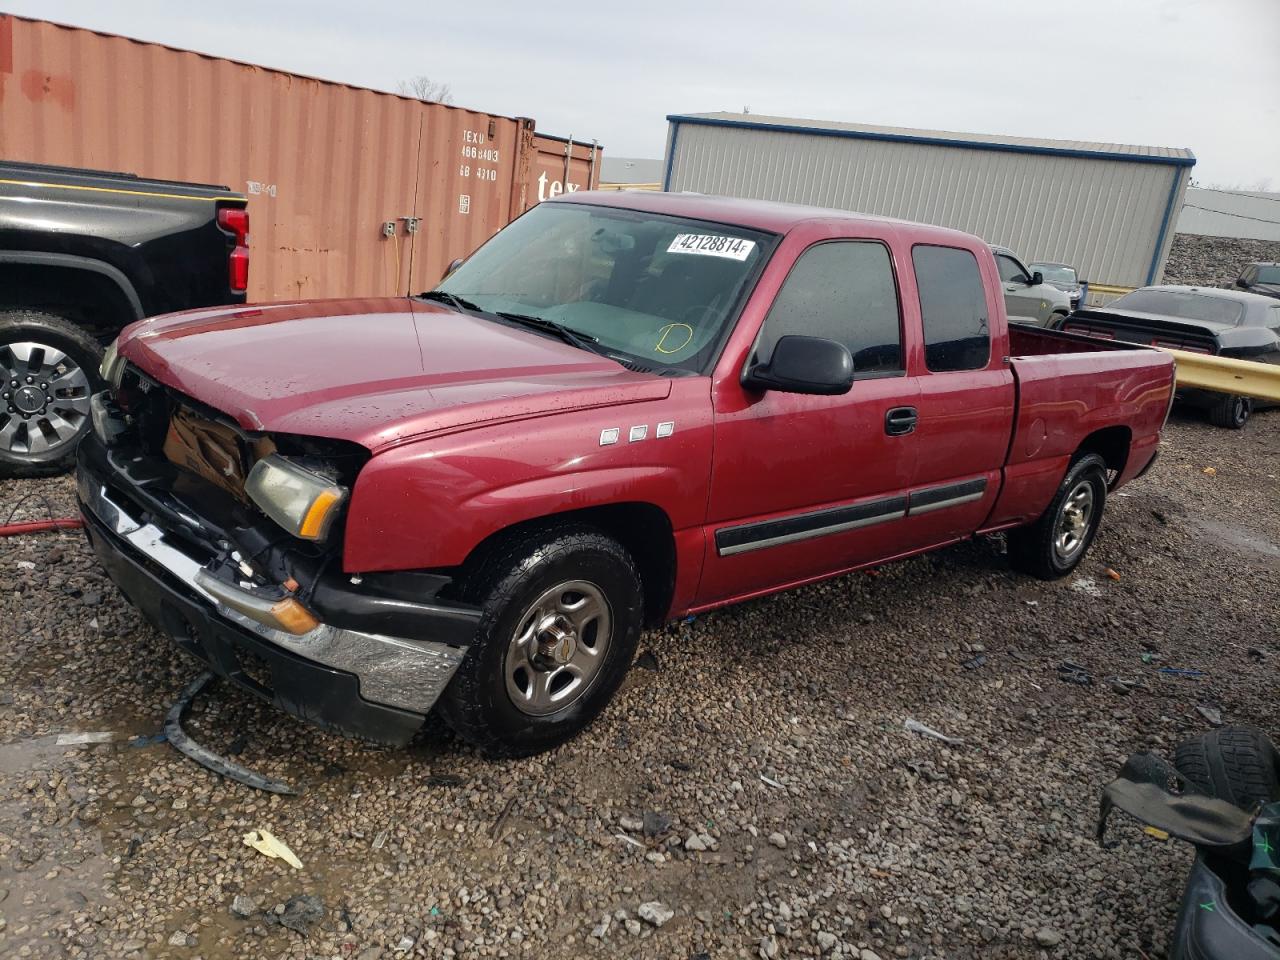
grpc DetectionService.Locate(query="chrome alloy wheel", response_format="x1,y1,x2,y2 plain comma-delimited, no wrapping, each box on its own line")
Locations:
1054,480,1095,563
0,341,92,457
504,580,613,717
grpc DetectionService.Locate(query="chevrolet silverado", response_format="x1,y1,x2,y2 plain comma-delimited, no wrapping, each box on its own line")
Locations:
77,192,1175,756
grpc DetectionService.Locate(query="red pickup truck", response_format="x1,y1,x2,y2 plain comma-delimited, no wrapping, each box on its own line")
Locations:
78,192,1175,756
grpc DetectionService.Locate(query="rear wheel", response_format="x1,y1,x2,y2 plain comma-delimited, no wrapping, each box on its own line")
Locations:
0,310,101,478
437,524,643,757
1207,393,1251,429
1007,453,1108,580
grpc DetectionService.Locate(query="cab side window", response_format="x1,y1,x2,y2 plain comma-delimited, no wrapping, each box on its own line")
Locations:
912,245,991,373
996,254,1029,284
754,241,903,378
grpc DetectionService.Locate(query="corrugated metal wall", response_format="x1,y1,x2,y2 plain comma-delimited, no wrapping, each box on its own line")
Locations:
665,118,1191,289
0,15,601,301
1176,188,1280,242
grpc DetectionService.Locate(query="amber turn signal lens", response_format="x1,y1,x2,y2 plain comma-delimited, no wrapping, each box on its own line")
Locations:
298,489,341,539
270,597,321,635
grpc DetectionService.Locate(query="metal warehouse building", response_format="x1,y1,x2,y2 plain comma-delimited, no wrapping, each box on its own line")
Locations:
663,113,1196,295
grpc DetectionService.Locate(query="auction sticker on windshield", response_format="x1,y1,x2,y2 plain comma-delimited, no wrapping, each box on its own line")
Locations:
667,234,756,261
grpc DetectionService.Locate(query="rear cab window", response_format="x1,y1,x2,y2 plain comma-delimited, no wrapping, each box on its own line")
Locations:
912,245,992,372
753,240,904,379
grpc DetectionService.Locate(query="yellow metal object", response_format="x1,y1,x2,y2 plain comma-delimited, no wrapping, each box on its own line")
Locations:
1143,826,1170,842
1163,348,1280,403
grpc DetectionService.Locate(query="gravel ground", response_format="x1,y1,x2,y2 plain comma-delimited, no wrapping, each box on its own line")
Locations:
1164,233,1280,288
0,410,1277,960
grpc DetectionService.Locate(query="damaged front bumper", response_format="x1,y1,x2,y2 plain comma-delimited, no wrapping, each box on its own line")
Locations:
77,436,478,745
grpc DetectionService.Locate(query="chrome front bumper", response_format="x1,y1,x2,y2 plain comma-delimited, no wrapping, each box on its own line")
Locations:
79,478,467,715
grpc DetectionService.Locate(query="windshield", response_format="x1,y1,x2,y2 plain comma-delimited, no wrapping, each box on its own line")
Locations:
1032,264,1077,285
434,203,773,372
1111,290,1245,325
1257,266,1280,284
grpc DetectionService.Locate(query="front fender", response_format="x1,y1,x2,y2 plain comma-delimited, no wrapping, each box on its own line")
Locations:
341,380,714,574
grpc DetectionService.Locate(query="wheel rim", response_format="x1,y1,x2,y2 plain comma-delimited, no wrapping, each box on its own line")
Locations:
504,580,613,717
0,341,92,458
1233,398,1249,426
1054,480,1095,563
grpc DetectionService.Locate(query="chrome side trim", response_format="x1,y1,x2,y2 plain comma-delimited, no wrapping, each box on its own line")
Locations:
907,490,986,516
79,481,465,714
718,509,904,556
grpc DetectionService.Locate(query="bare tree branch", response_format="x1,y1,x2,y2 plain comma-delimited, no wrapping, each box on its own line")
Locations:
396,75,454,105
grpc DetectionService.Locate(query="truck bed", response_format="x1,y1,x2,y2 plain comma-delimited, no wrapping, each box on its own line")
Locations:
985,325,1175,529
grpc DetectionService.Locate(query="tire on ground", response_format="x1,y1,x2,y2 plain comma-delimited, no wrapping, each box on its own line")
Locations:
1007,452,1108,580
1207,393,1251,430
0,310,103,478
1173,725,1280,812
436,522,644,758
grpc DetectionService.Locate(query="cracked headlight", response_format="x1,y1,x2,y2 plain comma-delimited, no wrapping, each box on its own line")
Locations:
246,454,348,541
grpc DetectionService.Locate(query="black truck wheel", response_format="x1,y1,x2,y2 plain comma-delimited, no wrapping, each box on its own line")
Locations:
1174,725,1280,812
1007,452,1108,580
437,523,644,757
0,310,102,478
1207,393,1251,429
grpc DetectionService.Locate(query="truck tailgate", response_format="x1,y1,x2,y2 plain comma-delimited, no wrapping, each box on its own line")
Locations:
987,335,1175,528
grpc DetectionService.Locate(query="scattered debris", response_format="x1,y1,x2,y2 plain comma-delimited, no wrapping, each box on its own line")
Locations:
230,895,257,918
394,934,415,951
634,650,660,671
489,796,517,839
759,774,786,789
1249,647,1266,660
1159,667,1206,679
55,731,114,746
242,829,303,870
903,719,964,746
167,930,193,947
1058,661,1093,686
1196,705,1224,727
1105,568,1122,581
1202,466,1217,476
278,894,325,934
372,830,388,850
1143,826,1171,842
166,673,298,794
619,814,644,833
961,653,987,670
1141,652,1161,665
128,732,167,748
613,833,644,849
1110,679,1135,695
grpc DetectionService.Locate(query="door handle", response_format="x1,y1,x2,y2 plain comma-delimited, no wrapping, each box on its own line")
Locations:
885,406,918,436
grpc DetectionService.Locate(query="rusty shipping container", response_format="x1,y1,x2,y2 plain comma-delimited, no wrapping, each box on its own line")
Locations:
0,14,601,302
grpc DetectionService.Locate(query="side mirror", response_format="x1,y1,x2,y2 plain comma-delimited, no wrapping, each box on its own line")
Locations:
743,335,853,396
1237,277,1251,289
443,257,465,280
1030,271,1044,286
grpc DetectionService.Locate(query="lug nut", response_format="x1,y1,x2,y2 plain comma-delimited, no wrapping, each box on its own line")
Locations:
39,383,47,389
25,376,33,383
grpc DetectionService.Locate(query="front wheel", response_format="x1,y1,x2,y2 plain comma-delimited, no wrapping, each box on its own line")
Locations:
1207,393,1251,429
437,524,643,757
1007,453,1108,580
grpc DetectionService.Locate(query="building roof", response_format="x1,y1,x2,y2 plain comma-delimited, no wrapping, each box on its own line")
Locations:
668,112,1196,166
601,156,663,184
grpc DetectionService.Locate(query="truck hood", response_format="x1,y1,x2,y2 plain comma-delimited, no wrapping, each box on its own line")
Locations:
118,298,672,450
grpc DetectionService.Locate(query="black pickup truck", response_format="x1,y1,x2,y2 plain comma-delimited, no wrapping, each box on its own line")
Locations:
0,160,249,476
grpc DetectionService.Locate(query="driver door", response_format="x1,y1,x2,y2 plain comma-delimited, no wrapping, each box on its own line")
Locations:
697,238,920,605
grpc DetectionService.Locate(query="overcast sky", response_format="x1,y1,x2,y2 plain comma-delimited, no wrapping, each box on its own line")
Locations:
7,0,1278,186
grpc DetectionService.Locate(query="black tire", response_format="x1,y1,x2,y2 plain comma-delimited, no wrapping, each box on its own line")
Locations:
0,310,103,478
1207,393,1251,429
1007,452,1108,580
1174,725,1280,812
1049,310,1070,329
436,523,643,757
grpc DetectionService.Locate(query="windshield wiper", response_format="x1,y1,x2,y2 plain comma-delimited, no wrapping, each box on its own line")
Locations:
493,311,603,354
417,290,483,313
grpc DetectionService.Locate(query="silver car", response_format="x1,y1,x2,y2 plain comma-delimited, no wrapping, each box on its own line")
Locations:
990,245,1073,327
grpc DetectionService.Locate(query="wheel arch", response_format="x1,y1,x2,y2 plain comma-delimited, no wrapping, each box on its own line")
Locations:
1075,425,1131,485
457,502,677,628
0,253,144,342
